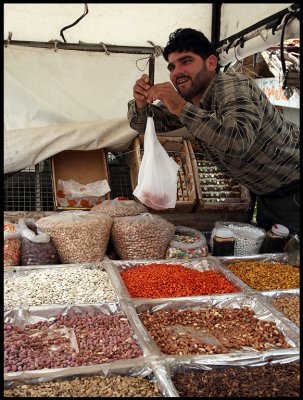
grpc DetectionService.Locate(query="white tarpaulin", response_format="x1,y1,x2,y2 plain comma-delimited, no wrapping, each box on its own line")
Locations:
4,45,170,173
4,118,138,174
4,45,171,131
4,4,212,46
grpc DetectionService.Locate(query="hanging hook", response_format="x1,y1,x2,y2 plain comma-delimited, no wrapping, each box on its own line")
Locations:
146,52,155,118
60,3,89,43
146,104,154,118
148,54,155,86
53,39,60,52
5,32,12,47
100,42,110,55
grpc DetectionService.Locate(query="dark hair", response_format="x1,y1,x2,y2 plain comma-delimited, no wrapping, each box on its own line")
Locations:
163,28,220,72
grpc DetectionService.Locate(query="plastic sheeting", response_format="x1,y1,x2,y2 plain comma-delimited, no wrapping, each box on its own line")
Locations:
4,45,171,173
4,118,138,174
4,45,170,130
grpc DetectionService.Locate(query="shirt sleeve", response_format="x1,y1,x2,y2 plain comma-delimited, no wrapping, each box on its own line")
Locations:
127,99,184,133
179,81,263,158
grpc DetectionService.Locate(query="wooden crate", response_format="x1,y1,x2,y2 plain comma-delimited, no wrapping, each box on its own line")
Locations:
187,140,251,211
51,149,111,210
128,135,197,212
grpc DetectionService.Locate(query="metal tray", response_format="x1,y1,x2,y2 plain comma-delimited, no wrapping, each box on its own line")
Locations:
258,289,300,333
105,257,252,300
4,303,151,381
4,358,175,397
129,293,300,363
4,262,120,309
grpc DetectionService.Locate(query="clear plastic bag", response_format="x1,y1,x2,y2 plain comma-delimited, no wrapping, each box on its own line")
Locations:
111,213,175,259
166,225,208,259
18,218,60,266
36,211,113,263
133,117,179,210
4,221,21,268
18,218,50,243
210,221,266,255
56,178,111,208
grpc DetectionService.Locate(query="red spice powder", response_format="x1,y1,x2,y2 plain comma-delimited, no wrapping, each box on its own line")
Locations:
120,263,239,298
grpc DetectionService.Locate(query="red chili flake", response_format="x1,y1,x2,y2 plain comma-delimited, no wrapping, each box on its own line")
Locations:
120,263,239,298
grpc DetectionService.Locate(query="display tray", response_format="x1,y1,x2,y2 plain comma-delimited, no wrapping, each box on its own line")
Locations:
216,253,300,291
105,257,252,300
4,358,174,397
187,140,251,211
259,289,300,334
217,253,299,264
4,262,120,309
4,303,149,380
129,293,300,362
165,357,300,397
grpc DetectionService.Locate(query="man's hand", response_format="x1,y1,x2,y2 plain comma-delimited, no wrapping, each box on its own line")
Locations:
146,82,186,117
133,74,151,109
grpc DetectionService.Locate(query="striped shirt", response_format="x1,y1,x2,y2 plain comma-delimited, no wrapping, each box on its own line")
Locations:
128,71,299,195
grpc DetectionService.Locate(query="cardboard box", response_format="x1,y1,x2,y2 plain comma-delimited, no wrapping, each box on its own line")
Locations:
51,149,111,210
128,135,196,212
187,140,251,211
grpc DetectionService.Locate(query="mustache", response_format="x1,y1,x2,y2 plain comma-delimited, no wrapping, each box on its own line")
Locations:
176,74,191,81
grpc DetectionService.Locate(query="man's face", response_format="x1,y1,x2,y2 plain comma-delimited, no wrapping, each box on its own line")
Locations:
167,51,214,101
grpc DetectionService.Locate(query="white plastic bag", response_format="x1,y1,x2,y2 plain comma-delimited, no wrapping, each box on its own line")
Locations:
18,218,50,243
133,117,179,210
58,179,110,198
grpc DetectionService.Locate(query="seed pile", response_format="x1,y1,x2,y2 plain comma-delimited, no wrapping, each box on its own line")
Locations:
111,215,175,260
172,363,300,397
4,375,161,397
4,313,142,372
139,307,290,356
226,261,300,290
121,264,239,298
270,295,300,327
36,212,113,263
4,266,117,308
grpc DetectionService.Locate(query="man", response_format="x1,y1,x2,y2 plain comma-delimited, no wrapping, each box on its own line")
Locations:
128,28,300,236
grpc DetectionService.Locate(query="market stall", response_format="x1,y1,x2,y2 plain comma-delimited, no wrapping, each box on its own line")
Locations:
4,3,300,397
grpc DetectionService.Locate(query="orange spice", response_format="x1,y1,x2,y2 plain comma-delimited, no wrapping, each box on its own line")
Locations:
120,263,239,298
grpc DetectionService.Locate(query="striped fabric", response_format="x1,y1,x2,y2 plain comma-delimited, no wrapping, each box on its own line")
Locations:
127,71,299,195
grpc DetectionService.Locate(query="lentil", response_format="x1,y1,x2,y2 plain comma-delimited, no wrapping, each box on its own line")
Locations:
226,261,300,290
120,264,239,298
4,375,161,397
139,307,290,356
172,363,300,397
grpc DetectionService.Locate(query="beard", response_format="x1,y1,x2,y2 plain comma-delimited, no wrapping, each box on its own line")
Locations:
175,64,210,101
